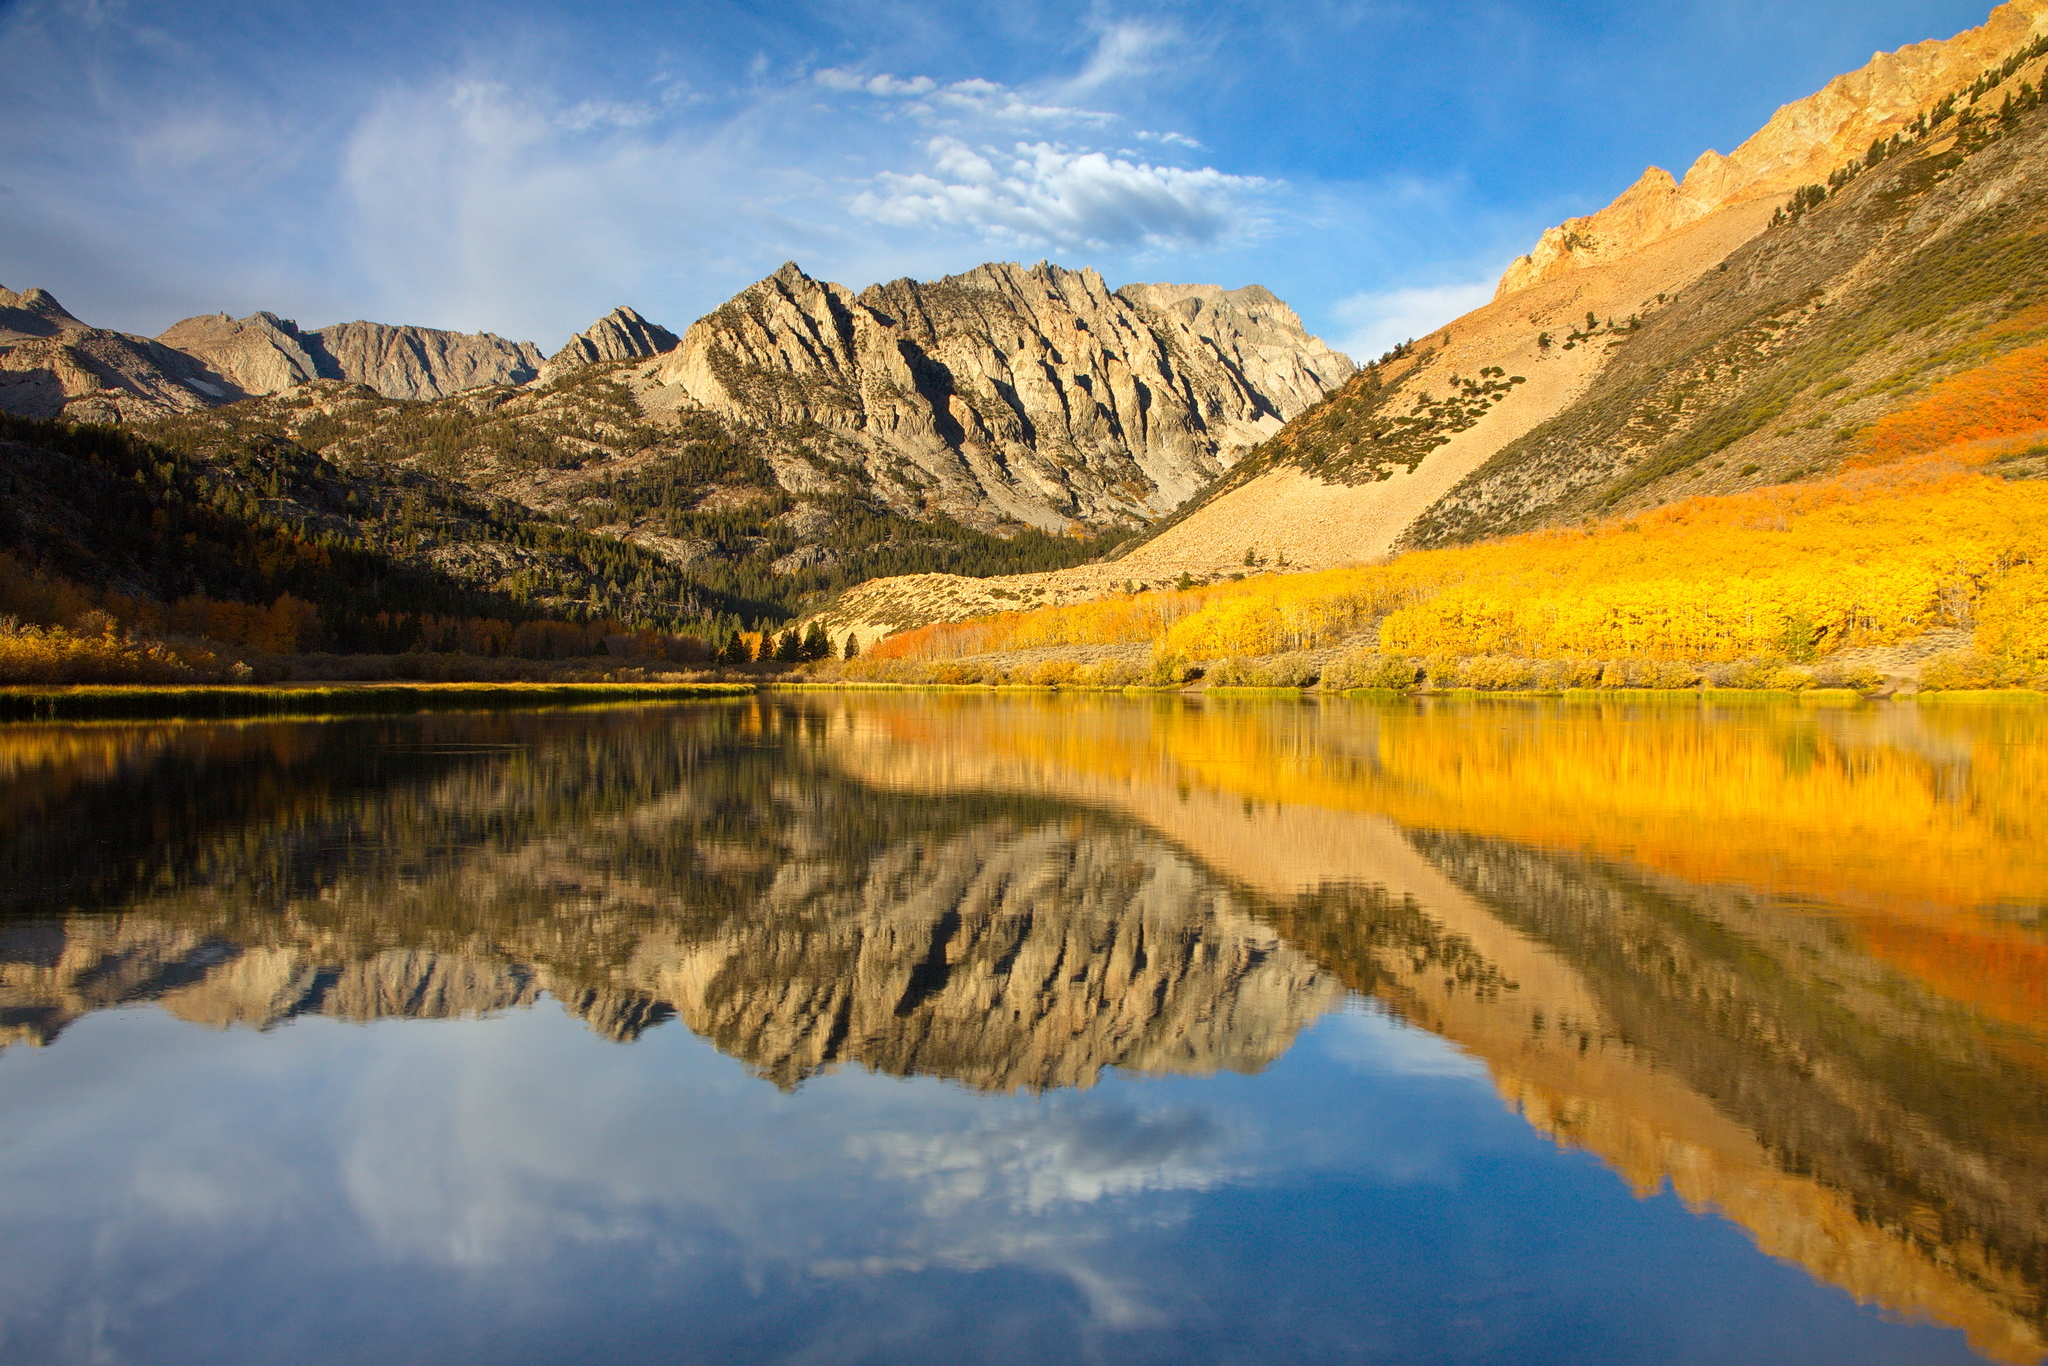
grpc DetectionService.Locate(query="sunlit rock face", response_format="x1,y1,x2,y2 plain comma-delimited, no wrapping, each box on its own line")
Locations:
539,306,680,381
643,260,1353,531
1495,0,2048,295
156,312,545,401
0,286,231,422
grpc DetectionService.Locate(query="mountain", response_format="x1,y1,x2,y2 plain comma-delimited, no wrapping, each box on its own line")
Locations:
638,260,1352,532
157,311,545,400
0,286,229,422
812,0,2048,643
0,264,1349,663
539,305,679,381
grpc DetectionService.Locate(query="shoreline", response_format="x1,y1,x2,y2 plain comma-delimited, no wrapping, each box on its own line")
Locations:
0,680,754,722
3,678,2039,722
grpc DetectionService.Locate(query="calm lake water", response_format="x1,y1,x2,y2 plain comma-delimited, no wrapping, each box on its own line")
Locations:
1,693,2044,1365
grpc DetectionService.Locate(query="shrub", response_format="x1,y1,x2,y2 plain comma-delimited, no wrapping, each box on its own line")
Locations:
1324,650,1421,690
1462,656,1538,690
1710,658,1786,688
1812,663,1885,691
1544,658,1606,689
1918,650,2003,690
1765,666,1818,690
1246,652,1321,688
1150,652,1195,686
1075,657,1144,687
1027,659,1080,687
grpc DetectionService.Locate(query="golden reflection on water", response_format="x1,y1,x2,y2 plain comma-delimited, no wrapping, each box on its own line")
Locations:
824,692,2048,1365
0,696,2045,1362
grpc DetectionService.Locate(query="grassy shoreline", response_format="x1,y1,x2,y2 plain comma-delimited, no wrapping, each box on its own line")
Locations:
0,680,755,722
5,678,2035,722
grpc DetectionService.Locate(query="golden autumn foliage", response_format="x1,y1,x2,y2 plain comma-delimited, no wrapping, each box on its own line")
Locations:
0,615,215,685
862,332,2048,682
863,465,2047,674
1850,340,2048,468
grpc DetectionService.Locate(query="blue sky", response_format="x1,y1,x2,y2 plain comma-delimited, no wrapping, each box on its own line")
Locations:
0,0,1997,358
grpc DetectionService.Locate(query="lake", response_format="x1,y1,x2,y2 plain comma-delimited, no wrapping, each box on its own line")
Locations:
0,693,2043,1365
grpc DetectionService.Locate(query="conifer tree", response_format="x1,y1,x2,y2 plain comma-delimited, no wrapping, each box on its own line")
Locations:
800,621,830,660
843,632,861,660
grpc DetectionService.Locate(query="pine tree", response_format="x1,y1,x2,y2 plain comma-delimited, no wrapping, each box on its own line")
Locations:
800,621,830,660
773,628,802,662
843,632,861,660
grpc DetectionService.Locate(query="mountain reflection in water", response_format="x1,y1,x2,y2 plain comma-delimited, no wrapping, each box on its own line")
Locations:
0,695,2043,1364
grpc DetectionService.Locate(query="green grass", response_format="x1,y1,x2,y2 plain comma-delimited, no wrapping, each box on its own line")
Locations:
1910,687,2048,703
0,680,755,722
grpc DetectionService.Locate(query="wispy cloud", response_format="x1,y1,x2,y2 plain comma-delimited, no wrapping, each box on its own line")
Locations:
1330,279,1496,360
852,137,1268,252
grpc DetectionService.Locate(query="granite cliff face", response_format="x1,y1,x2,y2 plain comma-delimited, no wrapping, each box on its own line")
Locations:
0,286,229,422
541,305,679,380
640,260,1352,531
1496,0,2048,296
159,311,544,401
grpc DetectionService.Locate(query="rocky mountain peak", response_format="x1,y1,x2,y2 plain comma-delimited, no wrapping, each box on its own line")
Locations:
642,258,1352,531
0,286,87,339
1497,0,2048,296
540,305,681,379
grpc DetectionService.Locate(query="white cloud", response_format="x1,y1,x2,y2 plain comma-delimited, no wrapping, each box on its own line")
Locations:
852,137,1268,252
813,68,937,97
813,66,1112,127
1067,20,1179,92
1331,279,1496,361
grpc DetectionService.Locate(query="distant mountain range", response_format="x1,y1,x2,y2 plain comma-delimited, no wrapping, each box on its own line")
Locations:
0,261,1352,535
0,260,1352,650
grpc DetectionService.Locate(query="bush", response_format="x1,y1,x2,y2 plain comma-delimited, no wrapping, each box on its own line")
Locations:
1462,656,1538,690
1324,650,1421,690
1918,650,2004,690
1638,659,1703,689
1026,659,1080,687
1074,657,1145,687
1764,666,1818,691
0,617,211,684
1709,658,1787,689
1544,658,1606,689
1812,663,1885,691
1246,652,1321,688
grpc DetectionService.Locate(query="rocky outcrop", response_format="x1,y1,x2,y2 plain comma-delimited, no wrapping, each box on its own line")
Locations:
158,311,543,401
297,319,543,400
1496,0,2048,296
541,305,679,380
0,285,233,422
639,260,1352,531
155,311,327,396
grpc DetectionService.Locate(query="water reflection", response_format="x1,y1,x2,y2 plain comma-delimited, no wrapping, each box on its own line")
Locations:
0,696,2043,1363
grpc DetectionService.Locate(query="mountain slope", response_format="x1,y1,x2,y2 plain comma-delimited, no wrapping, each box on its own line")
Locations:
638,260,1352,533
158,311,545,401
811,2,2048,642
